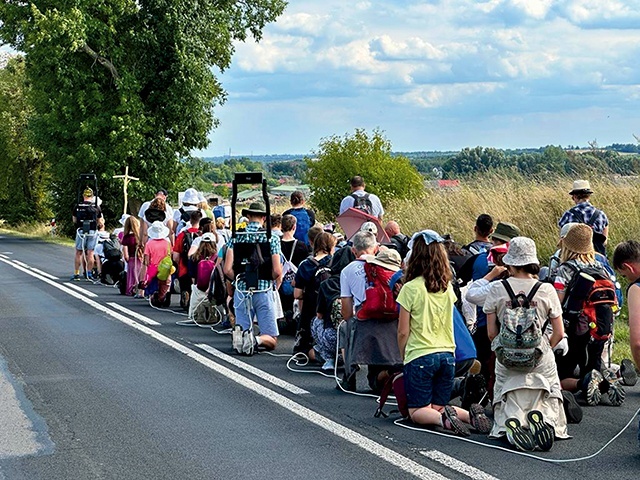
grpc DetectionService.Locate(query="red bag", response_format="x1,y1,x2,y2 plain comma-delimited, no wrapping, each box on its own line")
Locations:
196,256,217,292
356,262,398,321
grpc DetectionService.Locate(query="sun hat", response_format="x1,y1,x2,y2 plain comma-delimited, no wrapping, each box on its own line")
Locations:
241,202,267,217
360,221,378,235
407,229,445,251
560,222,580,239
201,232,216,243
148,220,170,240
197,192,206,203
363,248,402,272
562,223,594,255
182,188,200,206
491,222,521,243
569,180,593,195
502,237,539,266
118,214,130,226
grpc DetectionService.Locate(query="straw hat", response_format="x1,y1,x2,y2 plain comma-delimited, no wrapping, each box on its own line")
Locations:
562,223,594,255
148,220,170,240
363,248,402,272
502,237,539,266
569,180,593,195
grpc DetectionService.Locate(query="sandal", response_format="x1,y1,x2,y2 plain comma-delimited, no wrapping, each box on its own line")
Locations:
441,405,470,437
469,403,492,434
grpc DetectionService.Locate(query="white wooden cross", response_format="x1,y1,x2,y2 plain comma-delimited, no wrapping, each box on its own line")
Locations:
112,166,139,215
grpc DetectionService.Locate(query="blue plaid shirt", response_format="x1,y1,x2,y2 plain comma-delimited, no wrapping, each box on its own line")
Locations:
558,201,608,234
229,221,281,291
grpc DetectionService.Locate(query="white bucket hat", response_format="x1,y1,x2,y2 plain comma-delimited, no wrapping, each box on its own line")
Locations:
118,214,130,226
502,236,539,266
182,188,200,205
148,220,170,240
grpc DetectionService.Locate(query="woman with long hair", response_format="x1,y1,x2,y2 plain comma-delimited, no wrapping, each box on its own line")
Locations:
397,230,491,436
121,216,142,296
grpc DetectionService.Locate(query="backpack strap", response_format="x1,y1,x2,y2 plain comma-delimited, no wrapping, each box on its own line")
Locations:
501,279,518,304
526,281,543,303
285,239,297,263
568,206,586,224
585,208,601,228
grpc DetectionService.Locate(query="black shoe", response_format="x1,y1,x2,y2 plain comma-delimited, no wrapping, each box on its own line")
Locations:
505,417,536,451
293,329,310,354
337,371,356,392
620,359,638,386
562,390,582,424
527,410,554,452
461,374,487,410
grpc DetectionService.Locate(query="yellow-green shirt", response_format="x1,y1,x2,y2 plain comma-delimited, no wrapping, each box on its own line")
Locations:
396,278,456,364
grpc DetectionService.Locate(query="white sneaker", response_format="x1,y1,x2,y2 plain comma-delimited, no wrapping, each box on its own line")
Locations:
232,325,244,354
241,328,256,356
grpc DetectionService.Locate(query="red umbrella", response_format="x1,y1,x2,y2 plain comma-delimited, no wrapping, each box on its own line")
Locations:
336,208,390,244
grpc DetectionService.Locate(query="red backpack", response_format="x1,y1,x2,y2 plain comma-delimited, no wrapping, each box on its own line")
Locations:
356,262,398,321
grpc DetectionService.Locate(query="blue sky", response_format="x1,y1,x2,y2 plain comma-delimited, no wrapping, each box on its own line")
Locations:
198,0,640,156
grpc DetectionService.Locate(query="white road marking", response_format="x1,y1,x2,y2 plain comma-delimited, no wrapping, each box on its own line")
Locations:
421,450,500,480
10,260,59,280
107,302,161,326
63,282,99,298
195,343,309,395
0,253,12,258
28,268,58,280
0,257,450,480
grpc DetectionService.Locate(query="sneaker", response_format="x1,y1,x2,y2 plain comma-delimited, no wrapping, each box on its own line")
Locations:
70,274,81,281
232,325,243,353
461,373,487,410
561,390,583,424
322,359,336,372
505,417,536,451
469,403,492,434
619,359,638,386
441,405,470,437
583,369,604,406
241,329,256,356
602,368,626,406
527,410,554,452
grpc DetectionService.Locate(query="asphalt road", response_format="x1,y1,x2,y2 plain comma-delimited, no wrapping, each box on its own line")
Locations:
0,233,639,480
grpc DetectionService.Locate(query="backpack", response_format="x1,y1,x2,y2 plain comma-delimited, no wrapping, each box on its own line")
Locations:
390,234,410,259
75,202,98,229
208,262,227,306
181,231,198,265
196,256,217,292
289,208,312,243
329,296,344,329
102,236,122,261
213,205,225,220
309,257,332,295
144,207,166,224
356,262,398,321
374,371,409,419
562,263,616,341
176,207,192,233
351,193,373,215
568,206,607,255
280,239,298,296
495,280,546,370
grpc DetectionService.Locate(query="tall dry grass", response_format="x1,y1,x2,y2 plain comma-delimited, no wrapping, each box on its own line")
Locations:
386,172,640,363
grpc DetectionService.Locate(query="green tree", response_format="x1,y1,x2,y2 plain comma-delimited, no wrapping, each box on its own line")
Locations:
0,0,286,233
0,55,48,223
305,129,424,218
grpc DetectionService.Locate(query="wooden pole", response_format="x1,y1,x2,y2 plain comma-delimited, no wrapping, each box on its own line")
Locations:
112,166,139,215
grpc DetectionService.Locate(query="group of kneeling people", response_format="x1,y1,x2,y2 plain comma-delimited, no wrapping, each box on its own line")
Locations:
271,218,637,453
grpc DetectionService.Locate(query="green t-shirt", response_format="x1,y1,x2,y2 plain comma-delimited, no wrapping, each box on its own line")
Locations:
396,278,456,365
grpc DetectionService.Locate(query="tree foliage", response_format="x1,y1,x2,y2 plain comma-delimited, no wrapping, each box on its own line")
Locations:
0,0,286,233
0,56,48,223
305,129,424,218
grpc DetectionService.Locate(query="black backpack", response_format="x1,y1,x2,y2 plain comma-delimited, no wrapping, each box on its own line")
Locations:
351,193,373,215
390,234,410,259
102,237,122,261
309,257,332,296
181,231,198,264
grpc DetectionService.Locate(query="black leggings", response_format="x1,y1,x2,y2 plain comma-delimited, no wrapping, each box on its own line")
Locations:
556,333,605,382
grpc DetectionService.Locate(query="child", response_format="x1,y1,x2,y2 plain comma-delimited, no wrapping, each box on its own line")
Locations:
484,236,568,451
121,216,142,296
187,232,219,324
396,229,491,436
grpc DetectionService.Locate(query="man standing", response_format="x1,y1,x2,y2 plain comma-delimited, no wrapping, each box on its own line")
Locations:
339,176,384,219
463,214,494,255
223,202,282,352
283,190,316,245
558,180,609,255
71,187,103,280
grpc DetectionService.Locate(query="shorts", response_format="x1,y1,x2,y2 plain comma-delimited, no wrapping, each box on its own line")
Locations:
75,230,98,251
234,289,279,338
404,352,455,408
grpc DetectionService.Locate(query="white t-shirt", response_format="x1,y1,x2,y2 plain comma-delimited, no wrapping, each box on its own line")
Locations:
339,190,384,217
340,258,367,311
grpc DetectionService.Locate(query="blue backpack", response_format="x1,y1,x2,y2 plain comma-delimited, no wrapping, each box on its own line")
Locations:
290,208,311,244
213,205,225,220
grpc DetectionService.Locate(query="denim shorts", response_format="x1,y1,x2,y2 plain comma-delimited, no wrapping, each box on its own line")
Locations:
75,230,98,251
404,352,455,408
234,289,279,338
